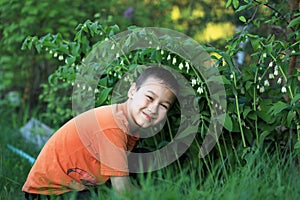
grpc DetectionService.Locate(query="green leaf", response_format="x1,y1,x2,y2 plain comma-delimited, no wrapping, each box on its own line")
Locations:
294,141,300,149
225,0,232,8
96,87,112,105
287,111,295,127
224,114,233,131
236,4,251,12
48,74,57,85
248,112,257,120
21,36,30,50
233,0,240,9
57,45,69,54
222,77,232,85
245,81,253,90
239,16,247,23
35,43,42,53
259,130,271,143
74,30,82,42
65,56,76,65
268,101,290,116
250,38,261,51
243,106,252,119
291,93,300,105
288,16,300,27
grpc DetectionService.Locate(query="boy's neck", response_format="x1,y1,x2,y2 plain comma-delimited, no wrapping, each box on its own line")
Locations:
124,100,140,134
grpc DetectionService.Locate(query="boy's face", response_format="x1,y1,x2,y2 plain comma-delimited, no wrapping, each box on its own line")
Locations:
127,77,176,130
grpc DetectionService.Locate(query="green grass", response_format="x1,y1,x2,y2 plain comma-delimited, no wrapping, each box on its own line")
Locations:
1,114,300,200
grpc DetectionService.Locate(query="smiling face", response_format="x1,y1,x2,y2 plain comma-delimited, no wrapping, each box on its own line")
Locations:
126,77,176,131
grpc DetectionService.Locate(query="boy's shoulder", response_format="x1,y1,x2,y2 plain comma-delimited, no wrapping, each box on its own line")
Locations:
93,103,129,133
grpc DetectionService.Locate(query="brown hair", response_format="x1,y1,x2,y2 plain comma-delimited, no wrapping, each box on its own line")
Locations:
135,66,179,96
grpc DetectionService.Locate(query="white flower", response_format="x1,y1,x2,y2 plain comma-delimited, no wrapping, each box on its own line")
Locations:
167,54,171,60
257,105,261,111
277,77,282,84
185,62,190,72
197,87,204,94
219,105,222,110
148,41,152,45
258,77,262,81
191,79,197,86
49,50,53,54
88,86,92,91
94,88,99,93
54,52,58,57
274,70,279,76
161,49,164,55
264,80,270,87
257,85,260,89
178,63,184,70
105,38,109,41
268,62,273,68
185,62,189,69
82,85,86,90
111,44,115,50
58,55,64,61
156,46,160,50
259,86,265,93
172,57,177,65
281,86,287,93
45,47,49,51
116,53,120,58
263,53,267,58
230,74,234,79
269,73,274,79
120,59,124,65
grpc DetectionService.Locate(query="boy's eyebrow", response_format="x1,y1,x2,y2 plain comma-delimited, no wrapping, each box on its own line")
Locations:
147,90,172,105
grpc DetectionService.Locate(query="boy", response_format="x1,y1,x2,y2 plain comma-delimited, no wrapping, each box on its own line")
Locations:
22,66,179,199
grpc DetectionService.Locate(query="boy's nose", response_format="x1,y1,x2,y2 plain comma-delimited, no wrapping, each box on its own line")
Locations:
148,103,158,114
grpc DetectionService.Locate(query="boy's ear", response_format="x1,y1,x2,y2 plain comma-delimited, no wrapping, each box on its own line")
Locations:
128,82,137,98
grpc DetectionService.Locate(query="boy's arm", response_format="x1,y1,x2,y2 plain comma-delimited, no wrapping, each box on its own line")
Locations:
110,176,135,193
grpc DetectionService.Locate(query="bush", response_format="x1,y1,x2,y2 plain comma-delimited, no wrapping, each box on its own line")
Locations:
21,1,300,165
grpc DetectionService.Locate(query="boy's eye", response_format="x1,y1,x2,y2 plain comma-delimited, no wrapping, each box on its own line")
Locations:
160,104,169,110
146,95,153,101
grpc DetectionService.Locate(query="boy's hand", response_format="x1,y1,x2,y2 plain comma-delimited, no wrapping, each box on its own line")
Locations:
110,176,136,193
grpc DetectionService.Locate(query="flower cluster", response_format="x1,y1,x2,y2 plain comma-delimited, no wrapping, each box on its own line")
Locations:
256,61,287,94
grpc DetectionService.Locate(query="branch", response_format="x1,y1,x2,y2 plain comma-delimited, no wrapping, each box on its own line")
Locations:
252,0,291,27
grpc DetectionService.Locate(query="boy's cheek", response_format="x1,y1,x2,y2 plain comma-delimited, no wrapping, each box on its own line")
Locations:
157,114,168,123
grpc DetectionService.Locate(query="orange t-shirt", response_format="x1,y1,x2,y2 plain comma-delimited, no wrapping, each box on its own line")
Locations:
22,103,138,195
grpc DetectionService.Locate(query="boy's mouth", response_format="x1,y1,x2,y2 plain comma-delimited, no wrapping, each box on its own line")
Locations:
142,111,152,121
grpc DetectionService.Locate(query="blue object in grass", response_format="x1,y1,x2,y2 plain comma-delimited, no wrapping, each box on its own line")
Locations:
7,144,36,165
